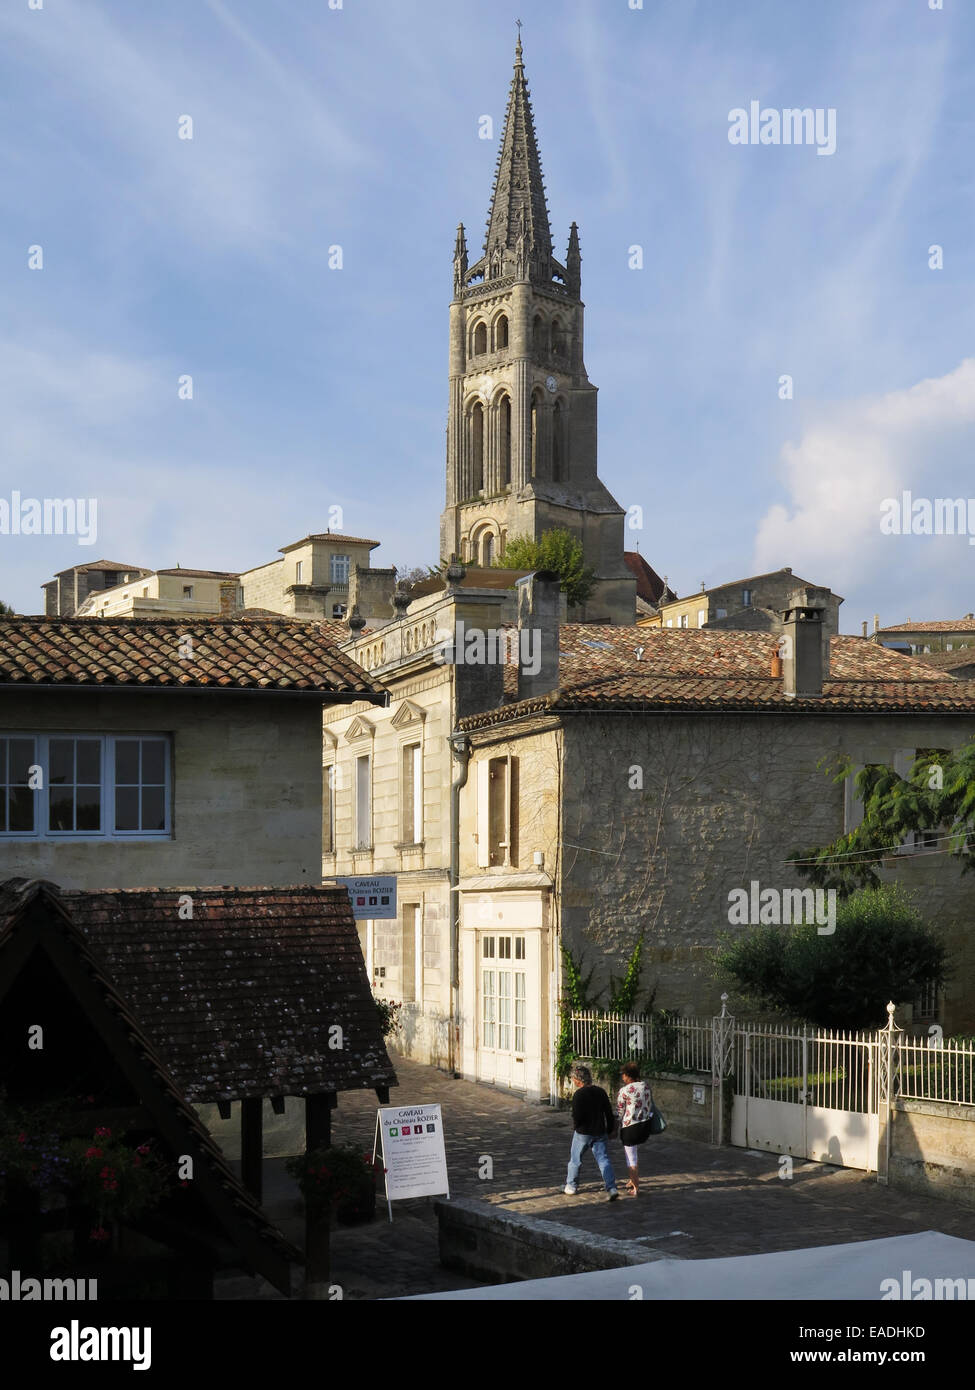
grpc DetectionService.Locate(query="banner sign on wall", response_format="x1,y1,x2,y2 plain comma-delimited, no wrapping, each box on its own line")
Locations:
373,1103,449,1220
336,875,397,920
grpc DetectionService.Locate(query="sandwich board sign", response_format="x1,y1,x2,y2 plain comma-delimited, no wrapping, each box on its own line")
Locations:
336,875,397,920
373,1103,449,1221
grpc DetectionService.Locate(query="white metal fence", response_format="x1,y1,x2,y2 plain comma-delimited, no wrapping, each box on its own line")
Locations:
734,1023,878,1114
896,1035,975,1106
571,1009,975,1108
570,1011,713,1072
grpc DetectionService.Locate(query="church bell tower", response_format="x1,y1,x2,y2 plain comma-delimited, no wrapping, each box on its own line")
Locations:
440,37,635,624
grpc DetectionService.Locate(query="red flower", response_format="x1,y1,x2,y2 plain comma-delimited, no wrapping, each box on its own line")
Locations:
89,1226,110,1243
85,1147,102,1159
94,1127,111,1139
16,1133,26,1145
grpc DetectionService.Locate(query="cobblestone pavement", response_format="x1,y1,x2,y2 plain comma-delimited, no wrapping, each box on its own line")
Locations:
248,1053,975,1300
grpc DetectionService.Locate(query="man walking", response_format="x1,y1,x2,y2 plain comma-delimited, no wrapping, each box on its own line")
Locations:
564,1064,619,1200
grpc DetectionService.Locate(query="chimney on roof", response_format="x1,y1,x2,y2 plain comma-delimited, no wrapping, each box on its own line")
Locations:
218,579,237,617
873,614,880,635
862,620,867,638
516,571,562,702
779,588,830,699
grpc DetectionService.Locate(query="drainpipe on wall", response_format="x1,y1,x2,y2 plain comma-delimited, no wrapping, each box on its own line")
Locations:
448,730,472,1077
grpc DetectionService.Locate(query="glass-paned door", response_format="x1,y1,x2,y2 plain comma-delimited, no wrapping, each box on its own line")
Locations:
479,933,527,1090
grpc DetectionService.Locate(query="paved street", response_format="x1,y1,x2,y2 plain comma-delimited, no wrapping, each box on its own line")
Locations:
241,1053,975,1300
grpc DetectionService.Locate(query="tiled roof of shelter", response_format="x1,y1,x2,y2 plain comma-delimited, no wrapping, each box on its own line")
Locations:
462,626,975,728
0,616,387,701
0,879,300,1287
0,881,397,1104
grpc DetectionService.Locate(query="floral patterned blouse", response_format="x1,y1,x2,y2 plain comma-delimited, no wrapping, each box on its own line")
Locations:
616,1081,654,1129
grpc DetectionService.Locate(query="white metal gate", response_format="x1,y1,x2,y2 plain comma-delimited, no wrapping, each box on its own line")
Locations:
731,1024,880,1170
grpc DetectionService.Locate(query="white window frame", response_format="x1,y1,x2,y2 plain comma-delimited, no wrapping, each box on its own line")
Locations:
698,609,707,627
330,554,351,585
295,561,304,584
355,752,372,850
0,732,172,841
401,741,423,845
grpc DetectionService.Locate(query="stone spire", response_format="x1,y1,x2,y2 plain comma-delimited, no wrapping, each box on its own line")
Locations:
453,222,468,295
566,221,581,297
483,37,553,280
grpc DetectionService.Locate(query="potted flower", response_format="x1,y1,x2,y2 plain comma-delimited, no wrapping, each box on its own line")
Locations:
286,1145,384,1226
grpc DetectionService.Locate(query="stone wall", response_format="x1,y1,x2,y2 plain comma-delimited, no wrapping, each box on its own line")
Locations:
889,1099,975,1209
435,1196,670,1282
560,711,975,1033
0,690,325,888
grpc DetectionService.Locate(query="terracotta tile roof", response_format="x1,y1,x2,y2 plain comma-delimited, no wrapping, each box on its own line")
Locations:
0,879,299,1286
461,626,975,728
155,568,239,579
0,616,388,701
36,883,397,1103
54,559,147,576
916,648,975,672
280,534,380,551
623,552,670,604
878,618,975,633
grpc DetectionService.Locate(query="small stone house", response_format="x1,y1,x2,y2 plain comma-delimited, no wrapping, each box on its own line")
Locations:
0,616,386,889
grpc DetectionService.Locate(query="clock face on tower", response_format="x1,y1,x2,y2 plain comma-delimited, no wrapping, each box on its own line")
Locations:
545,375,558,394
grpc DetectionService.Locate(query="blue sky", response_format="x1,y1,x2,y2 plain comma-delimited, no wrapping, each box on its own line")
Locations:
1,0,973,631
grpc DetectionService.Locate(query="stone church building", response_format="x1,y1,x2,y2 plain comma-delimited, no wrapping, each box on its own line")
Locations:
440,37,635,625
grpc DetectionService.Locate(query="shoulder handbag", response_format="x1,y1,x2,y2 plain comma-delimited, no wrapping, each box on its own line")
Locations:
648,1099,667,1135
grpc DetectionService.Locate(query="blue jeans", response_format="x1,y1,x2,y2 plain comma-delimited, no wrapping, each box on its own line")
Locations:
566,1131,616,1191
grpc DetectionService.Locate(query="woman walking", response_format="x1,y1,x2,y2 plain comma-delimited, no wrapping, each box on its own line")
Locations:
615,1061,655,1196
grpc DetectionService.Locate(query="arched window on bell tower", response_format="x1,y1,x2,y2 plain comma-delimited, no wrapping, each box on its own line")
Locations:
499,394,512,487
471,402,485,494
473,322,488,356
551,319,565,357
483,533,494,567
495,314,509,351
533,314,545,353
552,399,564,482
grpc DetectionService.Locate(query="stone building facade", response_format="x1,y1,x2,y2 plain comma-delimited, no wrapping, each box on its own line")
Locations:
239,532,379,620
42,560,150,616
76,568,238,618
454,600,975,1100
643,567,842,636
440,40,635,625
0,617,385,891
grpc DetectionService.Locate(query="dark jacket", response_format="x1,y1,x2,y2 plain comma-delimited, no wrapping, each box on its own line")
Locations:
572,1083,616,1137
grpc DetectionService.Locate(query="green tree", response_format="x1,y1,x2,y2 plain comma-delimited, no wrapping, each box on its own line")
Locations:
715,884,949,1029
492,528,596,609
0,600,15,615
789,744,975,893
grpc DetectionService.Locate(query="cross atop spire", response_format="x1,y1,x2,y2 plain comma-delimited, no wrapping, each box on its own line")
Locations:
482,35,552,276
